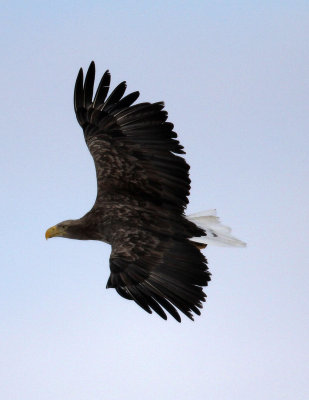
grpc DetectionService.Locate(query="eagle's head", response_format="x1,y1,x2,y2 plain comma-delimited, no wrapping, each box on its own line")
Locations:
45,220,77,240
45,217,98,241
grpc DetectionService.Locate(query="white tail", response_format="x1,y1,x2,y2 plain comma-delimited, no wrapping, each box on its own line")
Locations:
187,209,246,247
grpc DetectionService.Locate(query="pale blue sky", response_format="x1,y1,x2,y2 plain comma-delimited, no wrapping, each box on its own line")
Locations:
1,1,308,399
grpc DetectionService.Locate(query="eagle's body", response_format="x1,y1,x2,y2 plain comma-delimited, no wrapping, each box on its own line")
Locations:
46,62,245,322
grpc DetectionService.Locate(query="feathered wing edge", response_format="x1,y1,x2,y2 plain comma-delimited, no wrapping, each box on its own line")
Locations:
73,61,191,213
188,209,247,247
107,238,211,322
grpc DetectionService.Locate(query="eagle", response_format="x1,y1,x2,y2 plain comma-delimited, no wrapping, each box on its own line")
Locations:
45,62,245,322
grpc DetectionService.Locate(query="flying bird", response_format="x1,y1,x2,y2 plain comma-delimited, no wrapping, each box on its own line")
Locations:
45,62,246,322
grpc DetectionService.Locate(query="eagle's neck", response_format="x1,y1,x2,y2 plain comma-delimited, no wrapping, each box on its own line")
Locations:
62,216,100,241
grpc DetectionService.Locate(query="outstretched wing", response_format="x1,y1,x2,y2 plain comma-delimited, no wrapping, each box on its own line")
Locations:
107,227,210,322
74,61,190,212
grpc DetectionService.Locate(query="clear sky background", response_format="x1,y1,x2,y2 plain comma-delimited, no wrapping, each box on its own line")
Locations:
1,1,308,399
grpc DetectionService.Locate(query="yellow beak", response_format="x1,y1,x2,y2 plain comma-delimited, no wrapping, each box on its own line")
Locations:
45,225,59,240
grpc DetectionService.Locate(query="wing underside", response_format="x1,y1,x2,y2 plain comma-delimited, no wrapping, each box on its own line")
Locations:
74,62,191,212
107,228,210,322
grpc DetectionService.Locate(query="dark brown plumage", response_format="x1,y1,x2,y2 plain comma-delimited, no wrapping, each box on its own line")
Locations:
46,62,211,322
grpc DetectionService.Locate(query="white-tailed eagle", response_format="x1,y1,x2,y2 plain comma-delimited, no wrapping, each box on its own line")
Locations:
46,62,245,322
